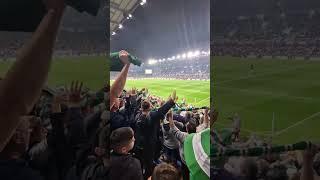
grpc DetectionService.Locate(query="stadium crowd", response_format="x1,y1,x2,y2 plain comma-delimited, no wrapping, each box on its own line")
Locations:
211,111,320,180
109,50,210,180
111,56,210,80
0,30,105,60
0,1,210,180
213,3,320,59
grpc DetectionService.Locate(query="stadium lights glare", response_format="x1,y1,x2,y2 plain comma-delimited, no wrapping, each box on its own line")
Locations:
148,59,157,65
119,24,123,29
148,48,209,64
112,31,116,35
127,14,133,20
194,50,200,57
140,0,146,6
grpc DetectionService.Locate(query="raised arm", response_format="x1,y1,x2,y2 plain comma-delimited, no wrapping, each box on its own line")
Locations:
300,145,317,180
197,108,210,132
110,50,130,109
168,110,188,143
0,0,65,152
155,90,178,119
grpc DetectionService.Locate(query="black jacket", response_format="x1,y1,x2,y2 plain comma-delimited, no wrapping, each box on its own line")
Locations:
108,152,143,180
134,100,175,158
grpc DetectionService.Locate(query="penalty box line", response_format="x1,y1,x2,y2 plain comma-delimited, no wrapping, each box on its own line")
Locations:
213,112,320,138
274,111,320,136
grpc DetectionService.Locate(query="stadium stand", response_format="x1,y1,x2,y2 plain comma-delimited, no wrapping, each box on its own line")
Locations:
212,0,320,59
212,0,320,180
0,6,107,60
111,53,210,80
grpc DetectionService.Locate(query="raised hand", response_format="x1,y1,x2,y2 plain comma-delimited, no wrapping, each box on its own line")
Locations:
43,0,65,11
119,50,130,65
168,90,178,103
303,144,318,162
300,144,318,180
167,110,174,128
130,87,137,96
204,107,209,115
66,81,84,107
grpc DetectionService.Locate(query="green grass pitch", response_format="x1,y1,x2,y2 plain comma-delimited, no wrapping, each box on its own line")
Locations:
213,56,320,144
124,79,210,107
0,56,108,91
0,56,209,107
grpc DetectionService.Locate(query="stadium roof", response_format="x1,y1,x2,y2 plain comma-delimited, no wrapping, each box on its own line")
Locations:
110,0,141,33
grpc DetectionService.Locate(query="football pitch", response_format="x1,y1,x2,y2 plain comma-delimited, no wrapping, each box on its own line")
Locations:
213,56,320,144
124,79,210,107
0,56,108,90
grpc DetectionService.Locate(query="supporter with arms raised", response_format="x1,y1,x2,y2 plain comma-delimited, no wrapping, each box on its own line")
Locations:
134,90,178,179
168,108,210,180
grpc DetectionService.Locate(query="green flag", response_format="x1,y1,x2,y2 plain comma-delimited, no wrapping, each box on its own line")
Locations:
110,52,142,71
184,128,210,180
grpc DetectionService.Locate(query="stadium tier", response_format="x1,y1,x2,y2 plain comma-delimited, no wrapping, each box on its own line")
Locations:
111,55,209,80
213,0,320,59
0,6,107,60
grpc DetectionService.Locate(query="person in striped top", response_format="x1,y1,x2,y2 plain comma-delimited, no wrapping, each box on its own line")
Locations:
168,109,210,180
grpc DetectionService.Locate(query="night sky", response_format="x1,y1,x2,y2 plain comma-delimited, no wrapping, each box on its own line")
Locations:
111,0,210,61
